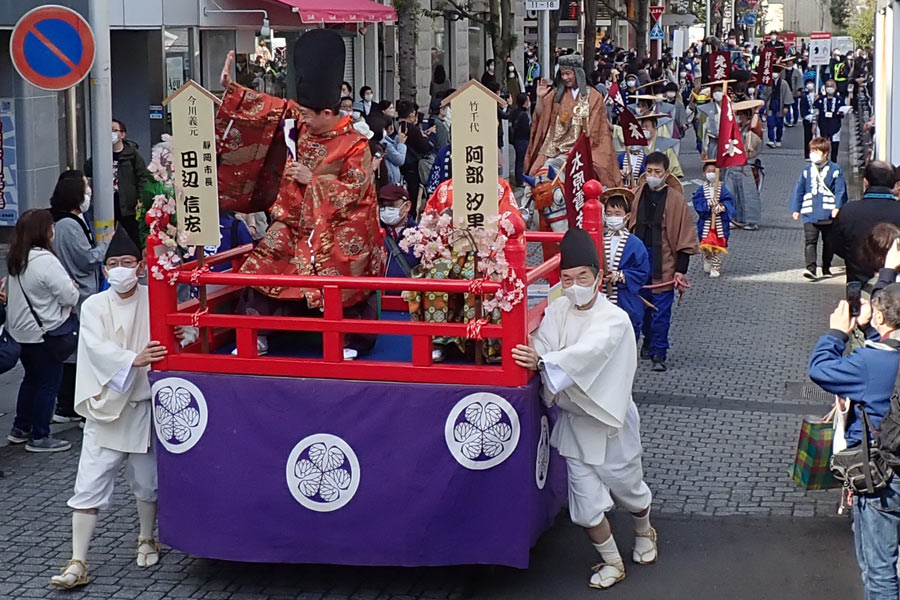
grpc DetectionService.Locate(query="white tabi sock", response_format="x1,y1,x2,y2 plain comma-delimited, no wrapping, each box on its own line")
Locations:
71,511,98,562
633,508,652,534
632,508,658,564
592,534,623,565
136,500,157,539
590,534,625,589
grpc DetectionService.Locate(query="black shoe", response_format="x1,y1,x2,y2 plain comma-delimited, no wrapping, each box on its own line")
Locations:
651,356,667,372
821,270,833,279
640,344,651,360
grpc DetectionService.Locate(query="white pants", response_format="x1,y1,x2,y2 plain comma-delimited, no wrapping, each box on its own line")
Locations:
564,417,652,528
68,421,157,510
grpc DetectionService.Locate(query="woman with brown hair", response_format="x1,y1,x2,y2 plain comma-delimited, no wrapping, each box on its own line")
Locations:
5,209,79,452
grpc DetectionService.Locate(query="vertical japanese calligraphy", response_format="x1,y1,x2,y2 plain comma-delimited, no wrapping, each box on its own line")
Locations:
757,47,777,87
448,82,499,230
563,133,594,229
164,80,220,247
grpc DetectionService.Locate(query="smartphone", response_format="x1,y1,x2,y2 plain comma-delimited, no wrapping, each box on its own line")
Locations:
847,281,862,317
421,118,431,129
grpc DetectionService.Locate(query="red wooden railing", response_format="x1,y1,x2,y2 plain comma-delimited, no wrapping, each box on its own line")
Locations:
148,197,604,387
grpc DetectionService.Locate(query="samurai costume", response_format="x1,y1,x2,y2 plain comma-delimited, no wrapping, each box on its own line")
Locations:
532,228,656,590
604,224,650,340
692,180,736,276
725,100,764,228
789,160,848,276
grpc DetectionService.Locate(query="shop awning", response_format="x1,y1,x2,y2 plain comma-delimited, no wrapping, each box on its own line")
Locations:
273,0,397,24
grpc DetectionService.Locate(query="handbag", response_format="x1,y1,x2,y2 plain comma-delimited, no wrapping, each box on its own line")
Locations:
0,324,21,374
16,277,79,361
830,402,894,495
789,409,841,491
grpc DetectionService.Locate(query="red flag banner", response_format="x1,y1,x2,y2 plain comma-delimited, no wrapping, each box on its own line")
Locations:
716,94,748,168
709,51,732,81
606,81,626,111
564,133,595,229
757,47,777,86
619,109,649,146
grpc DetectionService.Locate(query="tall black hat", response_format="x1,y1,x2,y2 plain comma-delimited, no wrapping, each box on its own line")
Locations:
294,29,345,111
559,228,600,271
104,227,140,262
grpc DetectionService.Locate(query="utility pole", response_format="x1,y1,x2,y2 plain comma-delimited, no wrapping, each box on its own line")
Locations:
539,9,551,83
88,0,115,243
706,0,711,38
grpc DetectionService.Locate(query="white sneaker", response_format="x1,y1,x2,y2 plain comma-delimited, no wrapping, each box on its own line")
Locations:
702,258,711,273
231,336,268,356
766,141,776,148
343,348,358,361
775,141,782,147
710,269,721,278
588,560,626,589
432,348,445,362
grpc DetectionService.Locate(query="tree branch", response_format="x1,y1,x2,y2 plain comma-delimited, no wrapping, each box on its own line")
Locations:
428,0,491,27
597,0,638,28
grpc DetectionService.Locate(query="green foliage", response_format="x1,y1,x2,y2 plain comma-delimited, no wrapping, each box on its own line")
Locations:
830,0,851,28
849,0,876,48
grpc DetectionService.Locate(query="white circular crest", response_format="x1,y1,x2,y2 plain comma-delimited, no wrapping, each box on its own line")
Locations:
444,392,521,470
286,433,360,512
151,377,208,454
535,415,550,490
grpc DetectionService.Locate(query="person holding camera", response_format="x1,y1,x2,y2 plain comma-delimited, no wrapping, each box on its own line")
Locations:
808,285,900,599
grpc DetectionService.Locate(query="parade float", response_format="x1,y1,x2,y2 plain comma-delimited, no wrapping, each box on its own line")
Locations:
144,79,604,568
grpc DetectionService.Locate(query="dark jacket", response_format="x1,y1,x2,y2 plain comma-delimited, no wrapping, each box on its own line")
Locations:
84,139,148,218
831,187,900,283
508,107,531,143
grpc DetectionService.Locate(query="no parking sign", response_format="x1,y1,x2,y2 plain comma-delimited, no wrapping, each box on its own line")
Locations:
9,5,95,91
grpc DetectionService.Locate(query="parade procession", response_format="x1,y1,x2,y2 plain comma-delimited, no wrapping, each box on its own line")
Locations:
3,1,900,598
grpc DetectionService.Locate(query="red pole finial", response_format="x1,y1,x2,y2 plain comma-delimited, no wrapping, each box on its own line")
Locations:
581,179,605,273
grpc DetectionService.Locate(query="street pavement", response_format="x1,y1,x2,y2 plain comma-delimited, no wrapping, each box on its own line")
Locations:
0,121,864,598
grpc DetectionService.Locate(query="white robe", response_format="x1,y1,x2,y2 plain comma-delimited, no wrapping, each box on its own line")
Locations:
74,285,152,454
532,295,638,466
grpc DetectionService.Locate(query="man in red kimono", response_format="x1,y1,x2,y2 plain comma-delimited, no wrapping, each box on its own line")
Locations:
220,29,384,358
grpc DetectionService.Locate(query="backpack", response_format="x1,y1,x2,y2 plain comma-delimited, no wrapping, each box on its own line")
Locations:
878,362,900,467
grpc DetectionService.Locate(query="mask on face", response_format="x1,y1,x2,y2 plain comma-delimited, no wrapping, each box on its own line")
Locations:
666,91,676,99
364,93,374,102
563,278,598,308
806,83,815,91
642,129,651,139
809,151,826,164
713,91,724,102
627,80,637,88
111,132,120,145
748,87,757,96
379,206,404,226
646,175,665,190
80,194,91,213
339,109,350,117
705,171,717,183
826,86,836,95
487,65,495,74
628,145,643,153
604,215,626,232
106,266,139,294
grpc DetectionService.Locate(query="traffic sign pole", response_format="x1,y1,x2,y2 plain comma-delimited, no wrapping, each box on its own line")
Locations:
88,0,114,243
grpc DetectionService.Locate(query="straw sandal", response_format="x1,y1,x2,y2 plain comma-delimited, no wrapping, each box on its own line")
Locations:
49,559,90,590
633,526,658,565
588,559,626,589
136,537,160,568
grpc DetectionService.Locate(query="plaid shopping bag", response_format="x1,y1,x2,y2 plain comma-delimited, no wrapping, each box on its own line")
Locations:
789,414,840,491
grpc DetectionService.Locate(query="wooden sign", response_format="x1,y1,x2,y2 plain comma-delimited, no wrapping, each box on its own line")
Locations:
163,80,221,247
443,80,503,230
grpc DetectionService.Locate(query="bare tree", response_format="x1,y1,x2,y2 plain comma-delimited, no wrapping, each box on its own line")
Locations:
393,0,417,101
597,0,649,58
582,0,598,78
549,6,563,73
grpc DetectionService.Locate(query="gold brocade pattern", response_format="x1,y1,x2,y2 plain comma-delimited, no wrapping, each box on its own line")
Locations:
539,92,591,160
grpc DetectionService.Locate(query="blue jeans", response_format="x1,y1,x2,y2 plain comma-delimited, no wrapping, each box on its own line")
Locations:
13,340,65,440
639,288,675,359
767,100,784,143
854,475,900,599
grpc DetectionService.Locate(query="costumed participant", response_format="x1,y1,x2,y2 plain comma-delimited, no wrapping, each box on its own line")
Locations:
511,228,657,591
628,152,698,372
49,229,178,589
618,144,647,188
693,160,736,278
601,188,650,339
697,79,734,159
379,184,419,282
524,53,622,188
789,137,848,281
637,114,684,178
622,72,640,103
221,30,385,359
815,79,850,163
799,78,819,159
725,99,765,231
662,82,688,156
762,62,792,148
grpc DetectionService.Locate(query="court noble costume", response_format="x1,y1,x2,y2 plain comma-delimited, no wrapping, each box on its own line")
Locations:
531,228,656,590
50,229,159,590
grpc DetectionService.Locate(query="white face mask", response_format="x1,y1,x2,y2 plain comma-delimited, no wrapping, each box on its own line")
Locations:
646,175,665,190
106,266,139,294
806,83,815,91
642,129,651,139
627,80,637,88
339,109,350,117
748,87,756,96
809,151,825,164
712,91,724,103
80,193,91,213
604,215,626,232
111,132,120,145
705,171,717,183
825,86,836,95
563,278,598,308
666,91,676,99
364,93,373,102
628,145,643,153
380,206,404,226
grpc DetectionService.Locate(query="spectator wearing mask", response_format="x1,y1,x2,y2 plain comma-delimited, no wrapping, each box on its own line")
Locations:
380,118,408,188
6,209,79,453
428,98,451,151
50,170,110,422
505,60,524,100
481,58,497,87
84,119,148,249
396,100,434,209
379,184,419,282
508,93,532,188
807,284,900,600
783,57,803,127
790,137,848,281
831,161,900,284
799,79,818,158
339,96,354,117
353,86,375,116
815,79,849,162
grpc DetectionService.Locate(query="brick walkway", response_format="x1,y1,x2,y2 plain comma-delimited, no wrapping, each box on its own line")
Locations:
0,121,859,599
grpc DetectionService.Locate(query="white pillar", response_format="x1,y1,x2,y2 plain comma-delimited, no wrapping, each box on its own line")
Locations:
89,0,115,242
365,25,380,100
539,10,551,82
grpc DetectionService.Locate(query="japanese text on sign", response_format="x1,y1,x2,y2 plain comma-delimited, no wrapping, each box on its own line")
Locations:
449,81,499,230
710,51,731,82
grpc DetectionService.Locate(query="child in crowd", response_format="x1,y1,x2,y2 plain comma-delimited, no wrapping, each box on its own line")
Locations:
692,160,735,279
789,137,848,281
601,188,650,340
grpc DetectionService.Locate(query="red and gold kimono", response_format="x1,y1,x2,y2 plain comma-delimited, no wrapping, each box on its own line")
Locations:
237,106,385,308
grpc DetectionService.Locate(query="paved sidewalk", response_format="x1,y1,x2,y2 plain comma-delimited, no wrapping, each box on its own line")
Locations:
0,122,863,598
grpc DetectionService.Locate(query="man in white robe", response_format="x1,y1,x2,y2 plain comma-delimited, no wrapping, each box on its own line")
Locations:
512,228,657,590
51,228,172,589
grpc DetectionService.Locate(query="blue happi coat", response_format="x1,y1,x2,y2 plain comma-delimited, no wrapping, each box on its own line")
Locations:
617,151,648,179
692,183,736,243
789,161,848,224
604,231,650,340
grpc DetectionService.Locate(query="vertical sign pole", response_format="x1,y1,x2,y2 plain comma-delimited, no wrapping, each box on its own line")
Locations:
539,9,551,84
88,0,115,244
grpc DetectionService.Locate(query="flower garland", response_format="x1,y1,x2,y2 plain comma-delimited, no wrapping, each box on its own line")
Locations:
399,212,525,313
138,134,191,285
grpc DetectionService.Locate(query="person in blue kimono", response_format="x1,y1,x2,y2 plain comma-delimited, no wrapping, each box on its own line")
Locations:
798,78,818,159
617,145,647,188
814,80,848,163
601,188,650,340
692,160,736,278
790,136,849,281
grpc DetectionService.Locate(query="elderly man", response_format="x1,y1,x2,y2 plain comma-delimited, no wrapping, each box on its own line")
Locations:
525,53,622,189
